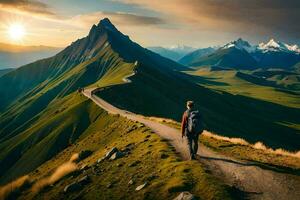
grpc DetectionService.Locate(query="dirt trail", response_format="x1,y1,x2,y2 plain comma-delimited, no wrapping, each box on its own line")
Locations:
83,88,300,200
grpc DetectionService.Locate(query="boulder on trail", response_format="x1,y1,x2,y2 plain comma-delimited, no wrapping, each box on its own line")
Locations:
135,182,148,191
173,192,196,200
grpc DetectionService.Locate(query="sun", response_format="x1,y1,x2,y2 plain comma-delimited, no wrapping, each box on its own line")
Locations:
8,24,26,41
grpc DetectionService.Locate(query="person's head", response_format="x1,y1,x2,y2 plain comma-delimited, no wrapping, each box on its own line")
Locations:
186,101,194,109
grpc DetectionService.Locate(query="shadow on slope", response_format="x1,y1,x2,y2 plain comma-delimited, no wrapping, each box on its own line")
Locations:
96,63,300,151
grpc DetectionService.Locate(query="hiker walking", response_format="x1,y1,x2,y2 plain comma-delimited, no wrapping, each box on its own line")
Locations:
181,101,205,160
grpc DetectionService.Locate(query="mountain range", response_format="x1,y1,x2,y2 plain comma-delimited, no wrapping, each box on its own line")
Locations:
0,18,299,186
147,45,195,61
0,43,61,69
179,38,300,70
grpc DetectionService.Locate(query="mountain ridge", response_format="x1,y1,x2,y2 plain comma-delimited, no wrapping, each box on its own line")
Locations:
180,38,300,69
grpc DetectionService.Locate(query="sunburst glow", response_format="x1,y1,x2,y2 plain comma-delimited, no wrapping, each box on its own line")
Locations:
8,24,26,41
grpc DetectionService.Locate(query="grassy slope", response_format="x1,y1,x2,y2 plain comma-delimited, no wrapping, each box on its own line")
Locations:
187,48,257,69
0,68,14,77
187,68,300,108
97,62,300,151
151,119,300,173
0,42,137,184
0,93,107,183
0,44,135,139
17,107,232,200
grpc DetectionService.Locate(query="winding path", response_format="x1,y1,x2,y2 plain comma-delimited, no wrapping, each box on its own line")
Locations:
83,88,300,200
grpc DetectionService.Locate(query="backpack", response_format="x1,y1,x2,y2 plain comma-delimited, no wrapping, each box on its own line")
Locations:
187,110,204,135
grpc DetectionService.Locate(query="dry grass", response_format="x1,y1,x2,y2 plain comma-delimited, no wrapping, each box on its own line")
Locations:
203,131,300,159
0,176,30,200
31,154,79,193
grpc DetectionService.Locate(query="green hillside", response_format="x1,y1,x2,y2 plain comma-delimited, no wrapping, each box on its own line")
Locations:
188,67,300,108
0,18,186,184
0,68,14,77
97,68,300,152
14,109,233,200
184,47,257,70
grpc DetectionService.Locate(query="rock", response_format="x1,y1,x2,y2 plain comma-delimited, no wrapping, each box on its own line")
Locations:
173,192,196,200
107,183,113,188
64,182,81,193
135,182,148,191
116,163,123,167
105,147,119,159
128,160,141,167
97,157,105,163
110,151,124,160
77,175,91,185
128,179,134,185
80,165,90,171
63,175,91,193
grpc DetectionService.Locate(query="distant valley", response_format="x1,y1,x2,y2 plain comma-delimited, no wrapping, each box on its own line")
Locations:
0,43,61,69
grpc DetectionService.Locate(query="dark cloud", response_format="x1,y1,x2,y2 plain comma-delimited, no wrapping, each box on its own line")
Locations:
188,0,300,36
102,12,165,26
123,0,300,40
0,0,55,16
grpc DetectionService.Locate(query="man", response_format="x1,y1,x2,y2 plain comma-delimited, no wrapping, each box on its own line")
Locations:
181,101,204,160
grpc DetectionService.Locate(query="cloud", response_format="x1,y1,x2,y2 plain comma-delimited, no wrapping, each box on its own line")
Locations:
71,11,165,28
120,0,300,39
0,0,55,16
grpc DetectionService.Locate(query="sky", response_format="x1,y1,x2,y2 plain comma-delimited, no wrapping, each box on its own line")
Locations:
0,0,299,48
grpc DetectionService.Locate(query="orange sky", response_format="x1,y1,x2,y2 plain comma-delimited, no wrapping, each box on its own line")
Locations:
0,0,299,48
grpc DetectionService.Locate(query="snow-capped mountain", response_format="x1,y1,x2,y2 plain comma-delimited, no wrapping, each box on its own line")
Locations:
222,38,256,53
258,39,300,54
181,38,300,70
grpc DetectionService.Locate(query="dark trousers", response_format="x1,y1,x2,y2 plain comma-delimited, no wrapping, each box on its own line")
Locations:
186,133,199,159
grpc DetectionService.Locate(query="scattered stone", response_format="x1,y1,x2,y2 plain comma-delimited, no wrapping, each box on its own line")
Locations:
116,163,123,167
105,147,119,159
107,183,113,188
64,182,81,193
173,192,196,200
128,179,134,185
80,165,90,171
128,160,141,167
97,157,105,163
77,175,91,185
135,182,148,191
110,151,124,160
145,135,151,138
143,139,149,142
63,175,91,193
